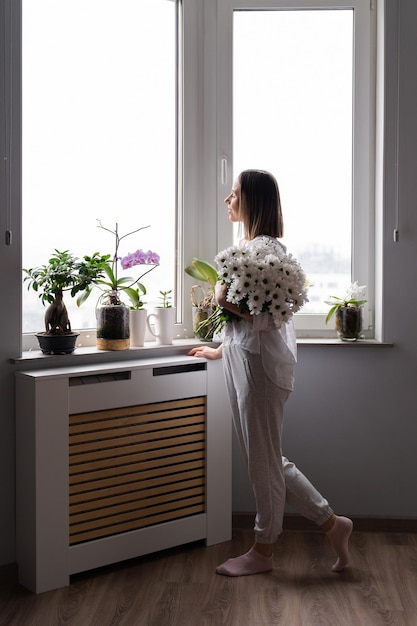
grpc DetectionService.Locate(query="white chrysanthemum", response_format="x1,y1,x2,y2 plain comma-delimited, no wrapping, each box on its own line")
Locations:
226,280,244,305
214,238,309,329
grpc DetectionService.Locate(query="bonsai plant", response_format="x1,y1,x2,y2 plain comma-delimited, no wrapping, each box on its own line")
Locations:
23,249,109,354
184,258,218,341
325,281,367,341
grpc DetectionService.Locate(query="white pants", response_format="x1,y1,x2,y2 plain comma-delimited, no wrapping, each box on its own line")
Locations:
223,343,334,544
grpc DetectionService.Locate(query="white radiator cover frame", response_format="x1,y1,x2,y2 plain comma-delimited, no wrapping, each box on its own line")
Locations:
15,356,232,594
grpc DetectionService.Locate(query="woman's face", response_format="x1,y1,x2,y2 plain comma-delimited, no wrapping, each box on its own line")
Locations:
224,179,241,222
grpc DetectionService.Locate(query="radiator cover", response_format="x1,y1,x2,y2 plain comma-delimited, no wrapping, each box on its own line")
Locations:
69,397,206,545
16,356,232,593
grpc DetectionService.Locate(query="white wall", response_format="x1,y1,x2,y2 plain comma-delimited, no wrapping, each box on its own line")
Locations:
1,0,417,566
232,0,417,517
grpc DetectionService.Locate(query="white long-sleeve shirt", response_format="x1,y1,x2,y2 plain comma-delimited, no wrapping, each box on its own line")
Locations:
223,313,297,391
222,237,298,391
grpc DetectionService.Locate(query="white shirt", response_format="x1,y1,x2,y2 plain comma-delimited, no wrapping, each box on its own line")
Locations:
222,237,297,391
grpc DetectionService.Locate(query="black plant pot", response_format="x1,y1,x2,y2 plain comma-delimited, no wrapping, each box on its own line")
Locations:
36,332,80,355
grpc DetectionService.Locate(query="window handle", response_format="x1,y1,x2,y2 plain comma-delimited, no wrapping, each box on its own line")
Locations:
221,158,228,185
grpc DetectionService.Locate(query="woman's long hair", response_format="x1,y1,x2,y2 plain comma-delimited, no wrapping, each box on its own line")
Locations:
238,169,284,240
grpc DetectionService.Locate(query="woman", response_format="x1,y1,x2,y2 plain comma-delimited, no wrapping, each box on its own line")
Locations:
188,169,353,577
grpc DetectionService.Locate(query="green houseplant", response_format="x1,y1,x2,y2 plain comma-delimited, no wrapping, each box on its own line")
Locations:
157,290,173,308
184,258,218,341
23,249,109,354
146,290,176,345
325,281,367,341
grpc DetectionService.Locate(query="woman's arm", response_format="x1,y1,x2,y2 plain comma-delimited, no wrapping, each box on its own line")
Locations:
215,282,252,322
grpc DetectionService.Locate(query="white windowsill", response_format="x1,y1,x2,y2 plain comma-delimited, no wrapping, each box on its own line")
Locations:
12,336,392,368
297,338,392,347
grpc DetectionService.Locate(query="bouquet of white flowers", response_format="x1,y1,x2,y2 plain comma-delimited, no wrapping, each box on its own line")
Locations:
196,237,308,337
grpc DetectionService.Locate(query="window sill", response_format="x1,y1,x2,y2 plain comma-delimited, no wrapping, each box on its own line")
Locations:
12,338,211,368
297,338,392,347
13,336,393,370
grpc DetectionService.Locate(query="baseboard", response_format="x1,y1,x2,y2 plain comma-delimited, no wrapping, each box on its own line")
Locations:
233,512,417,534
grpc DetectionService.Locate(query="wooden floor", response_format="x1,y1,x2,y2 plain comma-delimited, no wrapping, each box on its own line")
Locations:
1,528,417,626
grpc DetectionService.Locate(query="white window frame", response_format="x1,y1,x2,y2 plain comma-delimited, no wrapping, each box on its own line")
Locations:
5,0,378,351
214,0,377,338
18,0,196,350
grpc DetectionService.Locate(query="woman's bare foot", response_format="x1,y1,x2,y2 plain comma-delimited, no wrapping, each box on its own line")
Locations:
326,515,353,572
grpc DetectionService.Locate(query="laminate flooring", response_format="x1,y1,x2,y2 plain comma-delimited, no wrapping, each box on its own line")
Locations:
1,528,417,626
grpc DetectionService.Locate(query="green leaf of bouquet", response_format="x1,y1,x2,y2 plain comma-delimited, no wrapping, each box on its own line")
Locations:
185,263,207,283
185,258,218,288
194,259,218,287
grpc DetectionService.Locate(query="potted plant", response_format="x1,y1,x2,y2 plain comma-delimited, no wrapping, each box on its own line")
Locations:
184,258,218,341
325,281,367,341
90,221,160,351
157,290,173,308
23,249,109,354
126,285,148,347
147,290,176,345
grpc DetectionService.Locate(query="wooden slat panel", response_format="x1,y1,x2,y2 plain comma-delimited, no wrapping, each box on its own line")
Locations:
69,397,206,426
70,450,204,485
69,396,206,546
69,406,205,437
70,486,204,523
69,432,204,471
70,495,204,536
69,457,205,493
69,465,205,506
70,445,204,481
70,504,204,545
69,411,205,443
70,473,205,508
69,422,205,456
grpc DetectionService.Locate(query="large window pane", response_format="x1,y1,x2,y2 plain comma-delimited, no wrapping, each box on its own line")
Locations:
22,0,176,334
233,9,353,314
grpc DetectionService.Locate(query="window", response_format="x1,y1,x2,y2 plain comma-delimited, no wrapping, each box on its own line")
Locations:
15,0,377,349
22,0,178,342
216,0,376,336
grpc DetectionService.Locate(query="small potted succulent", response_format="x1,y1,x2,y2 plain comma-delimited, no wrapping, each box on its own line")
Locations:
184,258,218,341
147,290,176,345
23,249,108,354
325,281,367,341
156,290,173,308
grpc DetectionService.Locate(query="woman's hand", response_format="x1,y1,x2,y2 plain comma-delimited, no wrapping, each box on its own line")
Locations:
188,344,223,360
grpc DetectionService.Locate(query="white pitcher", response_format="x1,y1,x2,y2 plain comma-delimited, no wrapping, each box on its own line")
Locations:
147,307,176,345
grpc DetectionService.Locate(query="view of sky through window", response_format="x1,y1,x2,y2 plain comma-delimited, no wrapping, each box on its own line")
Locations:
22,0,176,333
22,3,354,334
233,9,353,313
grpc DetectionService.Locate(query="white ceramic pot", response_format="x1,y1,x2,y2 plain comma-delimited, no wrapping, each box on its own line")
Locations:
147,307,176,345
